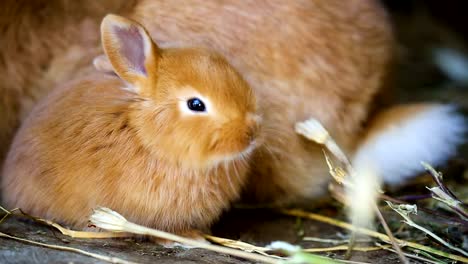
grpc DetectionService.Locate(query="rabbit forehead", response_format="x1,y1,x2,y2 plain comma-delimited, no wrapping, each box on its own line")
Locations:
158,49,255,110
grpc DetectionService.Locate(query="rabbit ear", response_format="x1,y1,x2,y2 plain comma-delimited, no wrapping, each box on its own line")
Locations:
100,14,159,92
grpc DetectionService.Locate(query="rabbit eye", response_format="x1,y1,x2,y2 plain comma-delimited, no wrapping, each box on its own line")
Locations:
187,98,206,112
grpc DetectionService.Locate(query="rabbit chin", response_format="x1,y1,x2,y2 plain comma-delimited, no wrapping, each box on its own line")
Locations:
209,140,257,166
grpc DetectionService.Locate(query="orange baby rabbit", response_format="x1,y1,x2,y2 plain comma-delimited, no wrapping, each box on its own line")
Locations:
2,15,259,235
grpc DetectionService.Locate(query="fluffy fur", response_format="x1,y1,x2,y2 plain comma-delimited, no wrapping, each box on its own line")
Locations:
125,0,395,205
353,104,467,185
347,103,466,231
0,0,136,164
2,15,258,234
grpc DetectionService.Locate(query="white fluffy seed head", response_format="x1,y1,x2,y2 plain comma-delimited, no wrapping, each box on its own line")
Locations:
89,207,128,232
345,161,381,231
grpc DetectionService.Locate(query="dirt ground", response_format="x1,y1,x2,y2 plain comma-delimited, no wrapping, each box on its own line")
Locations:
0,207,419,264
2,197,466,263
1,1,468,263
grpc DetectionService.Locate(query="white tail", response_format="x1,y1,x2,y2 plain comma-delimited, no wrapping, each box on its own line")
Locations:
345,103,465,232
353,104,466,185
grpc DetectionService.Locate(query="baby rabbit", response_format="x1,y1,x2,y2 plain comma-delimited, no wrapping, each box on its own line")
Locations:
2,14,259,236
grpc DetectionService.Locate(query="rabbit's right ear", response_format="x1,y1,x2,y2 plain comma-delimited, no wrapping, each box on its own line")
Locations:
93,54,114,74
100,14,159,93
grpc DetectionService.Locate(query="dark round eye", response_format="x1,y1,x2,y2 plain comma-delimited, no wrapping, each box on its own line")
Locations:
187,98,206,112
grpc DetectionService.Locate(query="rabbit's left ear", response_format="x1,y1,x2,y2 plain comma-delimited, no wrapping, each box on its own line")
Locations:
100,14,159,93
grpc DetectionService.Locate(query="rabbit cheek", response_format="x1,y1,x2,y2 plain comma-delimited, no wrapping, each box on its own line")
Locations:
208,122,257,161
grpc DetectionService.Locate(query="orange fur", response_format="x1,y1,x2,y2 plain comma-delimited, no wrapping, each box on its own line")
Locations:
2,15,258,233
0,0,136,164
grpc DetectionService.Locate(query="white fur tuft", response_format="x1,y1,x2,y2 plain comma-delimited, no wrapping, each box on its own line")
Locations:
353,105,466,185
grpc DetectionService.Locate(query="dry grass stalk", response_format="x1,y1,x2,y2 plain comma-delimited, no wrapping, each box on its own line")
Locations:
0,231,137,264
204,235,283,259
90,207,283,264
372,203,408,263
295,119,353,184
0,206,20,224
282,208,468,263
386,201,468,257
206,234,384,255
267,241,367,264
0,205,129,239
303,245,388,253
91,207,382,264
295,118,408,263
35,217,130,239
410,249,455,264
303,236,374,245
43,220,130,238
422,162,468,221
376,243,448,264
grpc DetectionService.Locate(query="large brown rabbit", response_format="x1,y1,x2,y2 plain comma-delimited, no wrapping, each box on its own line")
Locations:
127,0,465,204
